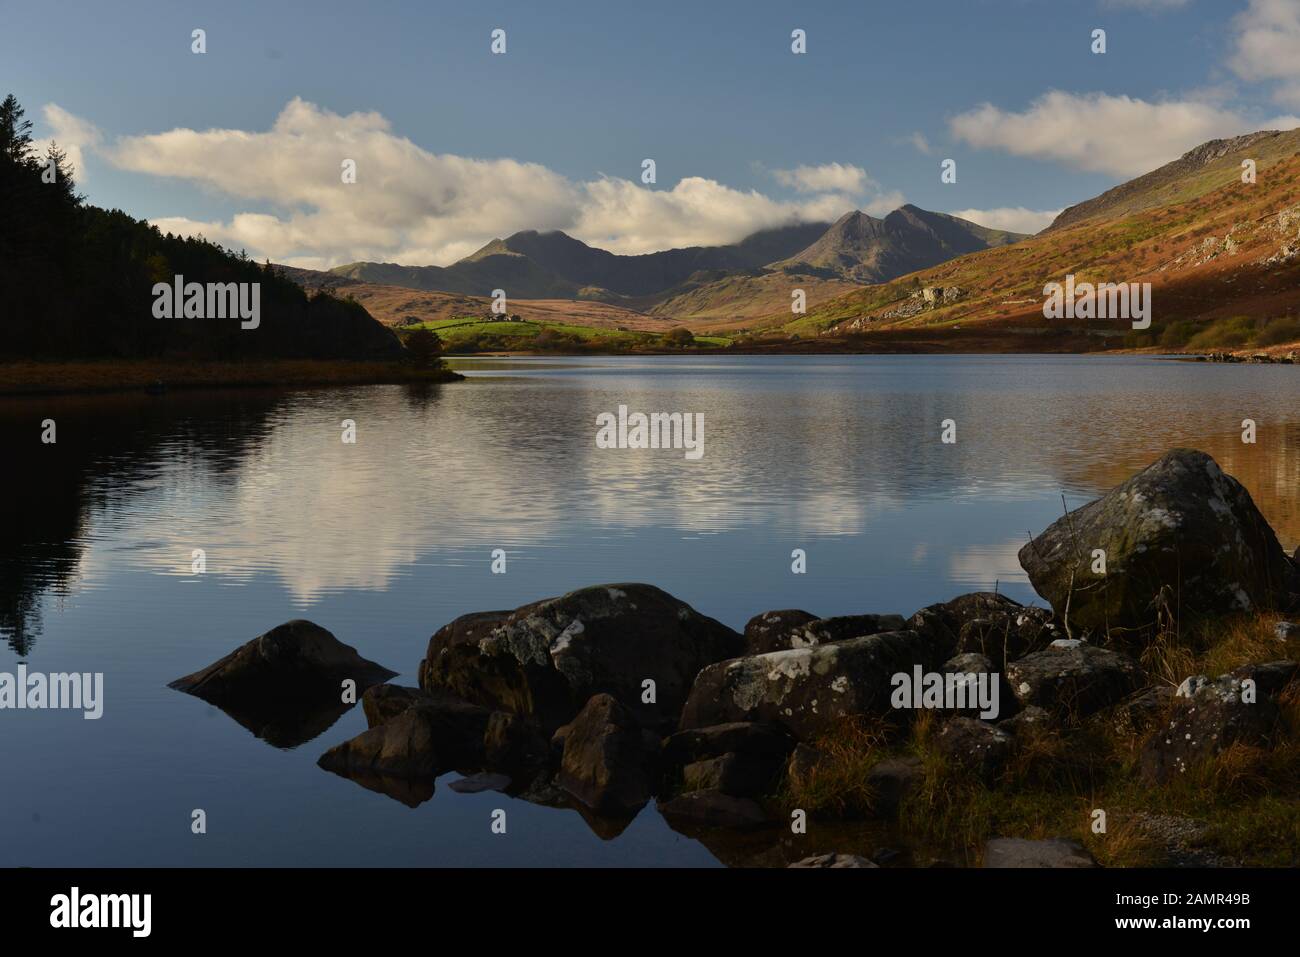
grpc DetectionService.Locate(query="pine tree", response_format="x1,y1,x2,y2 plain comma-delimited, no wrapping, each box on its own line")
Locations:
0,93,34,163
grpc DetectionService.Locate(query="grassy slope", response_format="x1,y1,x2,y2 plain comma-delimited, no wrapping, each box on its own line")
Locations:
791,135,1300,347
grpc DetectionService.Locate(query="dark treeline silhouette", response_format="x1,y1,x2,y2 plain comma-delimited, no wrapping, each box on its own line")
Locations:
0,93,403,360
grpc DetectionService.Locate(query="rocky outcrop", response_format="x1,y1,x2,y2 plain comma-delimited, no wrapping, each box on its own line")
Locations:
982,838,1098,868
554,694,658,814
168,620,396,747
1138,661,1297,784
1005,641,1142,719
1019,450,1293,634
679,628,947,741
417,584,743,733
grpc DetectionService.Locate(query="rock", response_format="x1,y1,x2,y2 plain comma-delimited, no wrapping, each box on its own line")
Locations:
1138,662,1296,784
1274,621,1299,641
1109,687,1174,736
956,607,1058,663
317,708,441,780
448,772,512,794
982,838,1098,868
743,609,818,655
743,610,907,654
941,653,1013,719
362,684,434,727
865,757,924,816
555,694,658,814
1006,643,1142,719
169,620,397,747
418,584,743,733
907,592,1047,662
998,705,1052,735
935,717,1014,782
679,629,947,741
662,721,795,766
789,853,879,868
681,751,783,798
1018,449,1293,633
483,711,550,772
657,790,768,829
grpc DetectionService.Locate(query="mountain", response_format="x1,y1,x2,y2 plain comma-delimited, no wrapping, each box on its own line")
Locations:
330,221,832,300
772,206,1027,282
795,128,1300,349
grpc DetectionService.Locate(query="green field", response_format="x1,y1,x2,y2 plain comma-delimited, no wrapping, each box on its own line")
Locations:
406,316,732,352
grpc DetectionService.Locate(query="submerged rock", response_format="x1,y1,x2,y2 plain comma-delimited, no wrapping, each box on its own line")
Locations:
982,838,1098,868
679,628,946,741
168,620,396,747
317,708,441,780
1019,449,1293,634
555,693,658,814
418,584,742,733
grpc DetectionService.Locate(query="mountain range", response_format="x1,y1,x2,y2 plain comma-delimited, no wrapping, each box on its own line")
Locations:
327,205,1027,306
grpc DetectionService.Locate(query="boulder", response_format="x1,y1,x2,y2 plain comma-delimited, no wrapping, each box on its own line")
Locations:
657,790,768,829
1108,686,1174,736
679,629,946,741
982,838,1098,868
1006,642,1141,719
1018,449,1293,633
555,694,658,814
935,717,1014,783
680,751,783,798
1276,621,1300,641
941,652,1013,720
789,853,879,868
418,584,742,733
1138,661,1296,784
743,609,818,655
785,614,909,650
168,620,396,747
954,606,1058,663
662,721,795,766
907,592,1024,659
997,705,1052,736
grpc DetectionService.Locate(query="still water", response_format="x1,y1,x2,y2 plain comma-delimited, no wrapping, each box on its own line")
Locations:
1,355,1296,866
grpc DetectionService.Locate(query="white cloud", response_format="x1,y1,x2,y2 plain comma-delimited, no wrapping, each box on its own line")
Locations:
1229,0,1300,107
949,90,1300,177
78,98,888,266
772,162,871,194
949,206,1062,234
30,103,102,183
906,132,932,155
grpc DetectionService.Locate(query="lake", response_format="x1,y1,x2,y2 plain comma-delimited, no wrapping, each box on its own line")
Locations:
1,354,1297,866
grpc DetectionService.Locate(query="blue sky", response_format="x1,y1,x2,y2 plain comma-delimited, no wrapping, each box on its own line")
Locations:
4,0,1299,267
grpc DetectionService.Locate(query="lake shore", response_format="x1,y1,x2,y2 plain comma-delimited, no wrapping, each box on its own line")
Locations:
0,358,464,397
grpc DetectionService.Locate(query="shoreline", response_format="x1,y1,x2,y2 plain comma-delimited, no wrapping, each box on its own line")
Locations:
0,359,464,398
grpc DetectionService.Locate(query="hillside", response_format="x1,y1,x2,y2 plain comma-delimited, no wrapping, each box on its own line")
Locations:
793,129,1300,351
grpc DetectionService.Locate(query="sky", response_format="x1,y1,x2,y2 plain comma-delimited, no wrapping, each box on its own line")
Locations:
4,0,1300,268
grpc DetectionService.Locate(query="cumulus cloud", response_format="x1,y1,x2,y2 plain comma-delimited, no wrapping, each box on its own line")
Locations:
30,103,102,182
949,206,1062,235
77,98,888,266
949,90,1300,177
1229,0,1300,107
772,162,871,194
